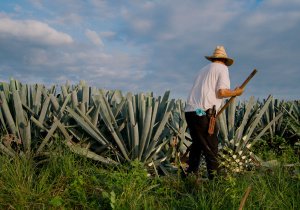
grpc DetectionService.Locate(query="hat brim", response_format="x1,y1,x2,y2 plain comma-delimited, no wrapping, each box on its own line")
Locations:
205,56,234,66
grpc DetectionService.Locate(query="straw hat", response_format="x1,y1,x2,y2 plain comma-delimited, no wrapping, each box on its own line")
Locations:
205,45,234,66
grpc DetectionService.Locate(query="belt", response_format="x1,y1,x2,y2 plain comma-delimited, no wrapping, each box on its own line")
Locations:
186,107,216,117
206,108,215,116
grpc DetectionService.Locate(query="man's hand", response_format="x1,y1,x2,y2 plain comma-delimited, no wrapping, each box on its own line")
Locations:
234,87,244,96
217,87,244,98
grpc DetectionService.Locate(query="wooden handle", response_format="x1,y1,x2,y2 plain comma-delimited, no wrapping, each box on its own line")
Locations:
216,69,257,117
216,97,235,117
240,69,257,89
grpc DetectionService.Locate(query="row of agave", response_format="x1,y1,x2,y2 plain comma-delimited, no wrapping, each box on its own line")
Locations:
168,95,299,173
0,79,298,174
0,79,180,174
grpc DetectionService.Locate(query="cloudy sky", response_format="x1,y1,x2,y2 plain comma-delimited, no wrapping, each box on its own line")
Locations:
0,0,299,100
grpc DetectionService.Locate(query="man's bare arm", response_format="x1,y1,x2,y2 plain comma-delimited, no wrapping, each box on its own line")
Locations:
217,87,244,98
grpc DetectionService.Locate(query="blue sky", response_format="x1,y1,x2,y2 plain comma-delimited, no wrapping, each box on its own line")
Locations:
0,0,299,100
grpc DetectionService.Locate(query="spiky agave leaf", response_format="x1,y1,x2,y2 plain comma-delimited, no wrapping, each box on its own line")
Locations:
218,95,283,173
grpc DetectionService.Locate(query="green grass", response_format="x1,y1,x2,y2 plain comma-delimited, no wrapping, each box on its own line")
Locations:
0,147,299,209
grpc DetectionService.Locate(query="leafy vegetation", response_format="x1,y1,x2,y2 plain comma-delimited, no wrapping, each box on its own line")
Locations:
0,79,299,209
0,79,178,172
0,146,298,209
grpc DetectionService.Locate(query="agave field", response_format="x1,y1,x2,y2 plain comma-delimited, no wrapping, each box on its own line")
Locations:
0,79,299,209
0,79,178,171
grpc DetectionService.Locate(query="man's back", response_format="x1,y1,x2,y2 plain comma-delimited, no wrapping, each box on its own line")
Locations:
185,62,230,111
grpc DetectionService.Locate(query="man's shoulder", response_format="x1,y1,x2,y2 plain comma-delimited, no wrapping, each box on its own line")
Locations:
198,63,213,72
210,62,228,69
208,63,228,74
197,63,228,75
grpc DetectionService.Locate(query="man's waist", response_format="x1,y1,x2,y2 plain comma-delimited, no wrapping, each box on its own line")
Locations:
206,107,216,116
185,103,220,112
186,107,216,117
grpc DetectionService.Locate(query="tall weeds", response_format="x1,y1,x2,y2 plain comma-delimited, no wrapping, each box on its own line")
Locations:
0,148,299,209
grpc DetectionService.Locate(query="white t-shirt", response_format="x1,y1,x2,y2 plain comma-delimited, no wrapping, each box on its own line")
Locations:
185,62,230,112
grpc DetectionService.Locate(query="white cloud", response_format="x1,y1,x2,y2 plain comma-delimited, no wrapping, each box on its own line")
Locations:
132,19,153,33
120,4,154,33
100,31,116,38
143,2,155,10
0,17,73,45
263,0,300,8
121,7,130,19
51,13,83,26
14,5,22,12
85,29,104,46
244,11,300,33
28,0,44,9
23,49,48,66
89,0,119,19
167,0,239,36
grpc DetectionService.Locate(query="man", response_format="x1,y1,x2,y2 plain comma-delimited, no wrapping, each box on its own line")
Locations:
184,45,244,179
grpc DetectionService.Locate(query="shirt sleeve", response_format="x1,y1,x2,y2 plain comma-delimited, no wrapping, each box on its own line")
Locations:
216,68,230,90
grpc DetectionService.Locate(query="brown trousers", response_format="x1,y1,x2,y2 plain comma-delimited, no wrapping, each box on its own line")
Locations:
185,111,219,179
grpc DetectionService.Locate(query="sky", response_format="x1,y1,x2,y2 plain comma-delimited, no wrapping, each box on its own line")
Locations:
0,0,299,100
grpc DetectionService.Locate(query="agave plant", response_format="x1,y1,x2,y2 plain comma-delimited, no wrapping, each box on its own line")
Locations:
0,80,80,159
217,95,283,172
0,79,178,173
66,88,176,172
164,99,192,170
260,98,289,141
0,79,49,157
0,80,102,162
282,100,300,151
